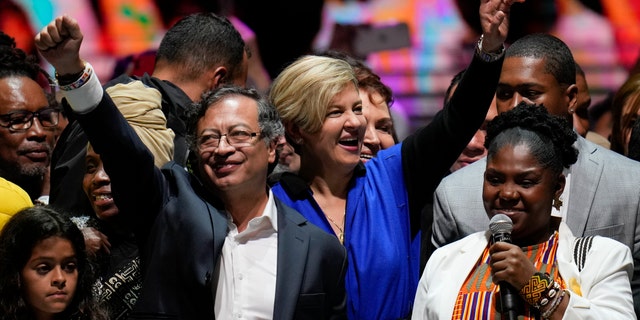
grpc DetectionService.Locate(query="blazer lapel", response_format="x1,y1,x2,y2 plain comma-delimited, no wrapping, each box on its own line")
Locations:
439,232,490,318
567,137,602,236
273,199,310,319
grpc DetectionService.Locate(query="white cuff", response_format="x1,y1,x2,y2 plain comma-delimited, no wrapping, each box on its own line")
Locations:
62,69,103,114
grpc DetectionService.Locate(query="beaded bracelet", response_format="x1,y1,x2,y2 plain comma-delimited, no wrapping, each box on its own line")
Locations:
519,272,556,308
56,62,93,91
541,289,566,319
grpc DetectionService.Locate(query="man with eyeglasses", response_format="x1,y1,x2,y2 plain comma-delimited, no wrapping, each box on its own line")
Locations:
36,17,347,319
0,33,57,203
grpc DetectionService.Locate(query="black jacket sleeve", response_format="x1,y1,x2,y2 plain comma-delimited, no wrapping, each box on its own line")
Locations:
402,53,503,236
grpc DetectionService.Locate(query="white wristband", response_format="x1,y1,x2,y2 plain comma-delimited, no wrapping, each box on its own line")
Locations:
62,66,104,114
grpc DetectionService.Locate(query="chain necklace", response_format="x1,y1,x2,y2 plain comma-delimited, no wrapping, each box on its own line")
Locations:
326,212,345,244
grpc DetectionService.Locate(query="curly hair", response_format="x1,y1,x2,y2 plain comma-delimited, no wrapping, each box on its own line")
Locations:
485,102,578,173
0,32,41,80
0,31,57,108
0,206,107,320
185,86,284,153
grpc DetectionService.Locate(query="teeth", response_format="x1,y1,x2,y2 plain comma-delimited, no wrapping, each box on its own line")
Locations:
95,195,112,201
360,154,372,159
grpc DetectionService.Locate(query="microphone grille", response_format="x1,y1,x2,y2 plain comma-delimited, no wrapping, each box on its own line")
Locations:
489,214,513,235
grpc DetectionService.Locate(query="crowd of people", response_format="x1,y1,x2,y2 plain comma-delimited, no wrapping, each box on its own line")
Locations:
0,0,639,319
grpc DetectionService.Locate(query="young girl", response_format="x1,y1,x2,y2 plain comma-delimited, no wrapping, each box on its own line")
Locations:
0,206,107,320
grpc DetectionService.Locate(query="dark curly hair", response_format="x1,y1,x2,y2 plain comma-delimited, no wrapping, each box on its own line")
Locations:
0,31,44,81
485,102,578,174
0,31,57,107
0,206,107,320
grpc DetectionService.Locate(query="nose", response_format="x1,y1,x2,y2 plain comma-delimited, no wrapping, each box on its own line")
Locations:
51,267,66,289
344,110,364,132
511,93,523,108
93,165,110,185
363,123,381,155
214,136,236,156
464,130,486,155
26,117,47,140
498,183,519,202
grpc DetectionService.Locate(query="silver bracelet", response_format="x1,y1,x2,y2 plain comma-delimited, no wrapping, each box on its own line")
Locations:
476,34,505,62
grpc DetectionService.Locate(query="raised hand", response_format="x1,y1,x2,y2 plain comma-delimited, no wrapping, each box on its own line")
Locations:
34,15,85,75
479,0,526,52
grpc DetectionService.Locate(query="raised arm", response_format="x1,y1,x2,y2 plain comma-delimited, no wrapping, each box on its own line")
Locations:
403,0,524,235
35,16,166,233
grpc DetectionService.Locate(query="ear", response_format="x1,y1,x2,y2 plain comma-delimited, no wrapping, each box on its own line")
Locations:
554,174,566,199
285,122,303,145
208,66,228,89
267,139,277,164
565,84,578,115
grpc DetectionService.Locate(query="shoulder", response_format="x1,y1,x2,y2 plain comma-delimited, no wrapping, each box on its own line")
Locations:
276,198,345,253
429,232,488,263
437,158,486,191
577,137,640,171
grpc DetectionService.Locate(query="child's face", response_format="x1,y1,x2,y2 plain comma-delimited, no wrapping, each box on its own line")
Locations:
21,236,78,319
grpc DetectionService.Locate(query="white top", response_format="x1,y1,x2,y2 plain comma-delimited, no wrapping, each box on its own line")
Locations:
413,223,635,319
551,167,571,219
214,190,279,320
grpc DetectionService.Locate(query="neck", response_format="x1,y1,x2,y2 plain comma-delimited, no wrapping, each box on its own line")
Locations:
298,165,351,200
219,189,270,232
152,68,207,102
297,152,354,199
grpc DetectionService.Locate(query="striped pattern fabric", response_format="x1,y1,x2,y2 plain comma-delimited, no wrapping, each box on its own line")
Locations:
452,233,565,320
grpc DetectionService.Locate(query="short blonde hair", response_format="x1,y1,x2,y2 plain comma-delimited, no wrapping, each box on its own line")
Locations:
269,55,357,134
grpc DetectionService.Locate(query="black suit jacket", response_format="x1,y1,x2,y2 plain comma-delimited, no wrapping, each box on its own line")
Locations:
76,91,347,319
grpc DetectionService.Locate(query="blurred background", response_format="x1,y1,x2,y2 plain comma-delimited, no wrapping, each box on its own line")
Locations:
3,0,639,136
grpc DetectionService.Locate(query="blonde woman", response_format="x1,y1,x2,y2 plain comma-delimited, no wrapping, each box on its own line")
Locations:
268,1,524,317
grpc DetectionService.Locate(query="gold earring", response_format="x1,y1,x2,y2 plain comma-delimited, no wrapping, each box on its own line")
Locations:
552,196,563,210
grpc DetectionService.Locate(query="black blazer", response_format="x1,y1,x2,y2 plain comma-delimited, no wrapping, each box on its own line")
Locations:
76,91,347,319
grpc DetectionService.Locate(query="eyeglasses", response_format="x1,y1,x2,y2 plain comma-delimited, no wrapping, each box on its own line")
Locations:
198,129,261,149
0,108,60,131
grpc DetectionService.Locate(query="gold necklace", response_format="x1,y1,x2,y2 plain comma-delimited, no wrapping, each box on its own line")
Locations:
326,213,345,244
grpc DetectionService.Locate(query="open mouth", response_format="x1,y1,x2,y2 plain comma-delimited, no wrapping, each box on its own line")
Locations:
94,194,112,201
339,138,359,147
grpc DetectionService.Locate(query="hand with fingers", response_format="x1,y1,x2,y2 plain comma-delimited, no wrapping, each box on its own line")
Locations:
34,15,85,76
82,227,112,256
479,0,526,52
489,241,537,290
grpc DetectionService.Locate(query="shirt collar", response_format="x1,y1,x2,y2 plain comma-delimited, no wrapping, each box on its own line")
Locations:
225,189,278,236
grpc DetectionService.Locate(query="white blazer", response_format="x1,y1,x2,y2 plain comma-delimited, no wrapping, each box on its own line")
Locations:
413,223,636,319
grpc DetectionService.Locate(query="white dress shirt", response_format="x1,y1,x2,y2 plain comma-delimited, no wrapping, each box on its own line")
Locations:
214,190,279,320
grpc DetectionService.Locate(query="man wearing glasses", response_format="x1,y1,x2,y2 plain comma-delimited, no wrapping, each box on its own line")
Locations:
0,34,58,203
36,16,347,319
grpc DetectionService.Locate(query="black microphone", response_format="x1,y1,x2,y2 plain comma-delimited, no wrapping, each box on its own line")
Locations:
489,214,519,320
